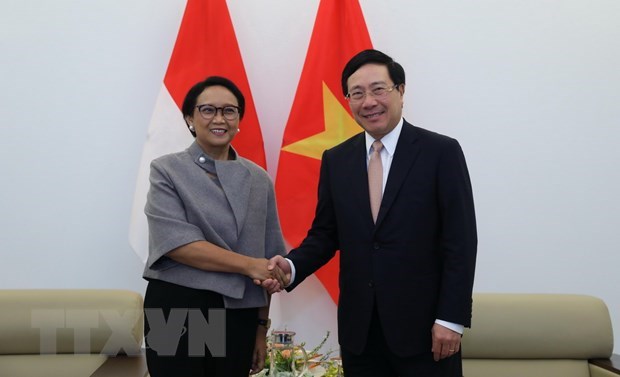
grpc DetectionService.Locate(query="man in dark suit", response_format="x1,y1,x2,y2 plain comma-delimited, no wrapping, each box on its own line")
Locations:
264,49,477,377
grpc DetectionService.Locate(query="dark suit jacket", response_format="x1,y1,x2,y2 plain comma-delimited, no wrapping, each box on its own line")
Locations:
287,120,477,357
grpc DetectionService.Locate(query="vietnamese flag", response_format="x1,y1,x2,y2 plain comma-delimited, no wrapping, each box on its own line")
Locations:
129,0,266,263
275,0,372,303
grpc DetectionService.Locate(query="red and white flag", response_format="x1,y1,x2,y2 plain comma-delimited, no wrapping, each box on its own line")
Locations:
129,0,266,263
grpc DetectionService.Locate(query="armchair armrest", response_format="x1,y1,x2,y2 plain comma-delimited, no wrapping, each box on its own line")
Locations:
590,354,620,376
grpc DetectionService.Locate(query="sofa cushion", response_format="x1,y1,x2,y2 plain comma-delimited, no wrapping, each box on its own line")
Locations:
464,359,591,377
0,354,107,377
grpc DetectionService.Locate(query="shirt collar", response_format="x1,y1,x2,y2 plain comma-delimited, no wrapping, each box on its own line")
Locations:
365,118,404,157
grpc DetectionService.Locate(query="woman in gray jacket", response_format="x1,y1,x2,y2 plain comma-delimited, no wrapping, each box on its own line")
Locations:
142,76,287,377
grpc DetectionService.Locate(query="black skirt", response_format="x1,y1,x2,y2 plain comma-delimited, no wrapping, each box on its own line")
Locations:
143,278,259,377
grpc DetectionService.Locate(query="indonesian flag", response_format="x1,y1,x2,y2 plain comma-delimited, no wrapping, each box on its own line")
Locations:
275,0,373,304
129,0,266,263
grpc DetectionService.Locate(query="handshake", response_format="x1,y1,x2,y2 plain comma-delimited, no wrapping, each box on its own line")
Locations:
250,255,291,294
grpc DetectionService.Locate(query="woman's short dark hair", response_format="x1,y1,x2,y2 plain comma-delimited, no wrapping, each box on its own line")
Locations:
181,76,246,137
340,49,406,97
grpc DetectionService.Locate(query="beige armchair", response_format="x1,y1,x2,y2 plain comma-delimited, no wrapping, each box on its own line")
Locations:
0,289,146,377
462,293,619,377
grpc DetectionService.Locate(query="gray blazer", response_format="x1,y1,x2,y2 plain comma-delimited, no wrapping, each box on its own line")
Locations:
142,142,286,309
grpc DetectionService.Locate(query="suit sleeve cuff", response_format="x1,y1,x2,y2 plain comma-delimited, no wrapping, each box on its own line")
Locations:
435,319,464,334
285,258,296,287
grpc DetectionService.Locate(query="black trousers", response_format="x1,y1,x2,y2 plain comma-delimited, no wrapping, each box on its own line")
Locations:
341,304,462,377
143,279,258,377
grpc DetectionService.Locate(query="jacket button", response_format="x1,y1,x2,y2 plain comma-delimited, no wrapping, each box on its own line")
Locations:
368,281,374,288
198,156,206,163
373,243,380,250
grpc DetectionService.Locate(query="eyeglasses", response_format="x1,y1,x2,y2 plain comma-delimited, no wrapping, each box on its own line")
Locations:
196,104,240,121
345,84,400,103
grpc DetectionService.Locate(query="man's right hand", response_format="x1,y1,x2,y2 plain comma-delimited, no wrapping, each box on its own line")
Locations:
254,255,291,294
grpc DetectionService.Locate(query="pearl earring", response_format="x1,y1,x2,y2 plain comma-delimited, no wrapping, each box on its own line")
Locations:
189,125,195,132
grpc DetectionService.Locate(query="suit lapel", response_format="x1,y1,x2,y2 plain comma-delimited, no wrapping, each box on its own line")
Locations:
214,158,250,238
328,133,375,227
375,121,421,228
349,134,373,221
188,142,250,238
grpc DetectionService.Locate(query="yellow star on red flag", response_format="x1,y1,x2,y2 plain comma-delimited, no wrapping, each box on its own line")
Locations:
282,82,361,160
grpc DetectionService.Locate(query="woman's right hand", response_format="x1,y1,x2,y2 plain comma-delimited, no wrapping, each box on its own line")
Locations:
246,258,288,289
246,258,276,282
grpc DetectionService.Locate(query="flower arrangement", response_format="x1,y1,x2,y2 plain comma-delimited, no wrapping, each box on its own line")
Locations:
254,331,343,377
